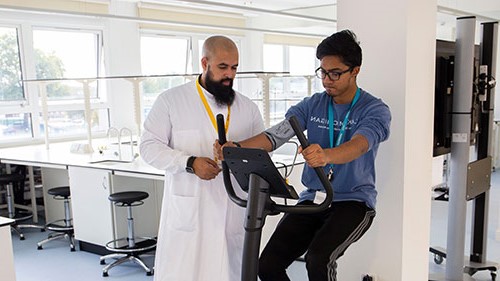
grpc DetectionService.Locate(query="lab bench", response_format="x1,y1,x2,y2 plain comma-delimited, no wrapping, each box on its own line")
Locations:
0,141,305,254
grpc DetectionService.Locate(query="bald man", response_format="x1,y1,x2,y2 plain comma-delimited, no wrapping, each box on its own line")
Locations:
141,35,265,281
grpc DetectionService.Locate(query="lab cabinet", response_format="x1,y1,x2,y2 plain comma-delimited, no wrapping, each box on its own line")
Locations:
69,166,114,246
68,166,161,247
0,218,16,281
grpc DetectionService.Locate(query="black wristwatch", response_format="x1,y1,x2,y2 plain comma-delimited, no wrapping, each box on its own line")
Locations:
186,156,197,174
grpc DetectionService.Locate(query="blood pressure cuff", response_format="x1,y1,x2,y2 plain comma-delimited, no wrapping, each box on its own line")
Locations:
264,119,295,151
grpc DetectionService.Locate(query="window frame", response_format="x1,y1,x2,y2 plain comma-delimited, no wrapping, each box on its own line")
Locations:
262,43,321,126
138,29,244,116
0,17,110,145
0,24,28,106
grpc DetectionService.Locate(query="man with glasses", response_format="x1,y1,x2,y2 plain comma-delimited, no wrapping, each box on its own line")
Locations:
214,30,391,281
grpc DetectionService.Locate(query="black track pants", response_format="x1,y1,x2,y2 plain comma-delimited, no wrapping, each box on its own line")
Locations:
258,200,375,281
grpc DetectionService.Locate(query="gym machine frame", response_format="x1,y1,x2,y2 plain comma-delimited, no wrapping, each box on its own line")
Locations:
430,17,498,281
217,114,333,281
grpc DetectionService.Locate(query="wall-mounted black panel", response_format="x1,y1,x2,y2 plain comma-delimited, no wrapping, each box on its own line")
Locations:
433,39,480,157
433,40,455,157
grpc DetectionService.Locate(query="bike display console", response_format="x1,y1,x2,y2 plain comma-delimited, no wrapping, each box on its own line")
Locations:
223,147,299,199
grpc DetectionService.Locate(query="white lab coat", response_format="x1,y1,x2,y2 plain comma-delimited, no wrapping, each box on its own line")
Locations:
140,79,265,281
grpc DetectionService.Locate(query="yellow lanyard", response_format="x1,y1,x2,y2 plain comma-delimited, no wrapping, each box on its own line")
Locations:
196,79,231,135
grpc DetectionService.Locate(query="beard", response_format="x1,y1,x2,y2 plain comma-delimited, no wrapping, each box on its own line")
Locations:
204,67,235,106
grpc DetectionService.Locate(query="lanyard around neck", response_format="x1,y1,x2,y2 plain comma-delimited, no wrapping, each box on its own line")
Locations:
196,78,231,135
328,87,361,148
325,88,360,179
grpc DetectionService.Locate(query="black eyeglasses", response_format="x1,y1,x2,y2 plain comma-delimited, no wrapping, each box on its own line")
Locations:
315,67,352,81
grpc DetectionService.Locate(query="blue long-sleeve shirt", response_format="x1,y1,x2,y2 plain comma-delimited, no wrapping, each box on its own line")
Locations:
285,88,391,209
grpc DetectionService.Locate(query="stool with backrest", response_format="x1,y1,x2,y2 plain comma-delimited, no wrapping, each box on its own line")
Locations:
0,165,44,240
100,191,156,277
37,186,75,251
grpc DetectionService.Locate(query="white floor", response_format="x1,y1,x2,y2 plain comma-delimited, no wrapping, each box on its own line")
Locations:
10,170,500,281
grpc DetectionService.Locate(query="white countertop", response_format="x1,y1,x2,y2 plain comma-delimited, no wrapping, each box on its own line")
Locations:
0,140,164,178
0,140,303,180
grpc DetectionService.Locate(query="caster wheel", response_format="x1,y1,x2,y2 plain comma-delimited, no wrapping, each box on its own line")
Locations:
20,236,25,241
100,260,106,265
491,271,496,281
434,254,444,265
37,245,43,250
102,272,108,277
147,271,153,276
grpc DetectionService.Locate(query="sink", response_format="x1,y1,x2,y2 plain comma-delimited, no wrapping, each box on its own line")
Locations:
110,141,138,145
88,159,134,165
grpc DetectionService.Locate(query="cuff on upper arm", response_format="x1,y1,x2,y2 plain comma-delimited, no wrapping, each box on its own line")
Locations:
264,119,295,151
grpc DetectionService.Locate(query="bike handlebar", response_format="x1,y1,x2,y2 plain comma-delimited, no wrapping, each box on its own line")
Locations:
218,114,333,213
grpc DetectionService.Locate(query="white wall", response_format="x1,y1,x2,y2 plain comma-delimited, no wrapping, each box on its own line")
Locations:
336,0,436,280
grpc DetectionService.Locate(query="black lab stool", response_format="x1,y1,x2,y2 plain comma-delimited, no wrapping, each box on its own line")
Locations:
100,191,156,277
0,165,44,240
37,186,75,251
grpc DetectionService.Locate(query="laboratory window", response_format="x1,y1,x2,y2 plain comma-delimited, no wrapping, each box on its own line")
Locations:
0,25,109,143
263,44,321,126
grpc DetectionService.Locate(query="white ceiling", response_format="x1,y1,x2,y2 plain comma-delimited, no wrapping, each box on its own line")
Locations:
140,0,500,37
141,0,336,36
148,0,335,17
438,0,500,20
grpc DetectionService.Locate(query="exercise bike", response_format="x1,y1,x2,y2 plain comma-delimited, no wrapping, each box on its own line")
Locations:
217,114,334,281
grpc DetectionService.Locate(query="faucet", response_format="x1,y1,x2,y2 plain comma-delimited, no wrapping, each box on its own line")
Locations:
119,127,135,161
107,127,120,145
103,127,137,161
104,127,120,155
